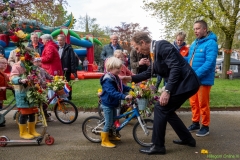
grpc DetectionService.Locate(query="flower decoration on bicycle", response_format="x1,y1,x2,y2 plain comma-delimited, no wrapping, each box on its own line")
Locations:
47,76,73,96
129,80,157,112
129,80,156,99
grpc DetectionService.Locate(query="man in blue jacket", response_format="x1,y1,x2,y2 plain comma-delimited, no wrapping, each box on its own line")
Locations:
187,20,218,137
100,34,122,61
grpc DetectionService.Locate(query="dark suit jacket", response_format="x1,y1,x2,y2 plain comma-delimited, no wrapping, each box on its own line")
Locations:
60,43,76,73
132,40,201,96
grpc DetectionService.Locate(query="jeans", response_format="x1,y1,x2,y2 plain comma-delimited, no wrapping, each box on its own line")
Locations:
101,104,116,132
84,66,88,71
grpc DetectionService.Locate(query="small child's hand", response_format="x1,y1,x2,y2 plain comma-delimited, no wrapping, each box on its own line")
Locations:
20,79,28,84
125,95,132,101
0,87,6,91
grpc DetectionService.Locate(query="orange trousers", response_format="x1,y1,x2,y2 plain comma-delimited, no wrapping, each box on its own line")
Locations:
189,85,211,126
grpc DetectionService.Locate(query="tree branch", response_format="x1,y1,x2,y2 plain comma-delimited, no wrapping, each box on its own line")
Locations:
201,1,229,35
217,0,231,19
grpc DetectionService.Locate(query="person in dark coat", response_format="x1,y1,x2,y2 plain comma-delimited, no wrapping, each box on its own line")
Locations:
57,34,77,100
124,32,201,155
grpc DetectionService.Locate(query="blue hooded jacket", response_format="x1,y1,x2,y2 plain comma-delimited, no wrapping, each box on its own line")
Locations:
100,73,131,107
186,32,218,85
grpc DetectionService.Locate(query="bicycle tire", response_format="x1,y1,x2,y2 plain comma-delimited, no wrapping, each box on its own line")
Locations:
14,111,20,124
132,118,153,147
98,103,104,119
82,116,103,143
54,100,78,124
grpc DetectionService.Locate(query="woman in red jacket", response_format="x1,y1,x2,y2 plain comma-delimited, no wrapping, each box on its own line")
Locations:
40,34,63,76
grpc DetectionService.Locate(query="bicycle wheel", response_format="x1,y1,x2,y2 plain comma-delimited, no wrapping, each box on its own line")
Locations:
82,116,104,143
132,118,153,147
54,100,78,124
14,111,20,124
98,103,104,119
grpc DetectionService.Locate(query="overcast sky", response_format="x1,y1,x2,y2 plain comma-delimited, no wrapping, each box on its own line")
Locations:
66,0,165,40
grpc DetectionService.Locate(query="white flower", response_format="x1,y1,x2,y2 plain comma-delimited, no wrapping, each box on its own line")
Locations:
53,86,58,91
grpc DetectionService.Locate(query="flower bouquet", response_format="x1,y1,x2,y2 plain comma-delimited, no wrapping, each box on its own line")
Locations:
129,80,156,110
47,76,67,95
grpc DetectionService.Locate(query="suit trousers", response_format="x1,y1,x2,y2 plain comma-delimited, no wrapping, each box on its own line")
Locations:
152,88,199,147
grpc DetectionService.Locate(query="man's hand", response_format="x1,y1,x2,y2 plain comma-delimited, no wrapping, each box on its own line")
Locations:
119,76,132,82
139,58,146,65
144,59,151,66
159,91,170,106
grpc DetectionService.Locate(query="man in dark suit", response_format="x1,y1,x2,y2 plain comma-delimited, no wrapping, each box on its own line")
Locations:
57,34,77,100
126,32,201,155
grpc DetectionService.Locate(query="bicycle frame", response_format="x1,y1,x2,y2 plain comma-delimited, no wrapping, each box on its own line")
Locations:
0,98,16,123
45,92,63,111
95,103,150,136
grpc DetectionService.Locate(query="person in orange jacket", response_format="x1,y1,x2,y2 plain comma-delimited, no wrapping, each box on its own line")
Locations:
173,31,189,57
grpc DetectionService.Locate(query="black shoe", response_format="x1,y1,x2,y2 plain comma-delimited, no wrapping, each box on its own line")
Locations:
139,145,166,155
0,123,5,127
173,138,196,147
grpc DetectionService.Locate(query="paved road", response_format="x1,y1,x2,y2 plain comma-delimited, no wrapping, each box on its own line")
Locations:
1,110,240,160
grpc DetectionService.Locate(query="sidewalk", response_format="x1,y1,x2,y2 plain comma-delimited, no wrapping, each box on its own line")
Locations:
1,110,240,160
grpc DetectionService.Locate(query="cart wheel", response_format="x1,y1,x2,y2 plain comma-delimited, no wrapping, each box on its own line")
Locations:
45,136,54,145
0,137,8,147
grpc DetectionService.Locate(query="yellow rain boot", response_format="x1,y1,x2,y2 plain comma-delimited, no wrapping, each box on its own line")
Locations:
101,132,116,148
18,124,34,140
28,122,41,137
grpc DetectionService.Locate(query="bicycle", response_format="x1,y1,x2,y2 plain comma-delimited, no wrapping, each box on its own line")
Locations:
15,89,78,124
97,97,153,119
0,88,16,126
82,98,154,147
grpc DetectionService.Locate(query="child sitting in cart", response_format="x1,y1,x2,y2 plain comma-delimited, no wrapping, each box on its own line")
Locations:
33,57,54,122
100,57,132,148
10,58,41,140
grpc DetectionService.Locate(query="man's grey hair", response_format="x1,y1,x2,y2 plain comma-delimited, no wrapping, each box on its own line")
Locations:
110,34,118,39
40,34,53,41
57,34,66,40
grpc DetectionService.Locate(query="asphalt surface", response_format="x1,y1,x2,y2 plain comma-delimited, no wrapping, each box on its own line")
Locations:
0,110,240,160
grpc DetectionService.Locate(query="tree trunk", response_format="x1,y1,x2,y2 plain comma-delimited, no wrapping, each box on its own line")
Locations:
222,36,233,79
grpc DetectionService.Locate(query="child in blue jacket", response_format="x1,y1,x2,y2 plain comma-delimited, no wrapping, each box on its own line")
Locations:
100,57,132,148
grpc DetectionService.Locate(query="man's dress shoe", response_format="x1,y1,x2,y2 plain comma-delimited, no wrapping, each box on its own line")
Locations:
139,145,166,155
173,138,196,147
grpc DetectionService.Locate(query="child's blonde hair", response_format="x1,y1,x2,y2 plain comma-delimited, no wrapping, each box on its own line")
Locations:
114,50,123,57
105,57,122,72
